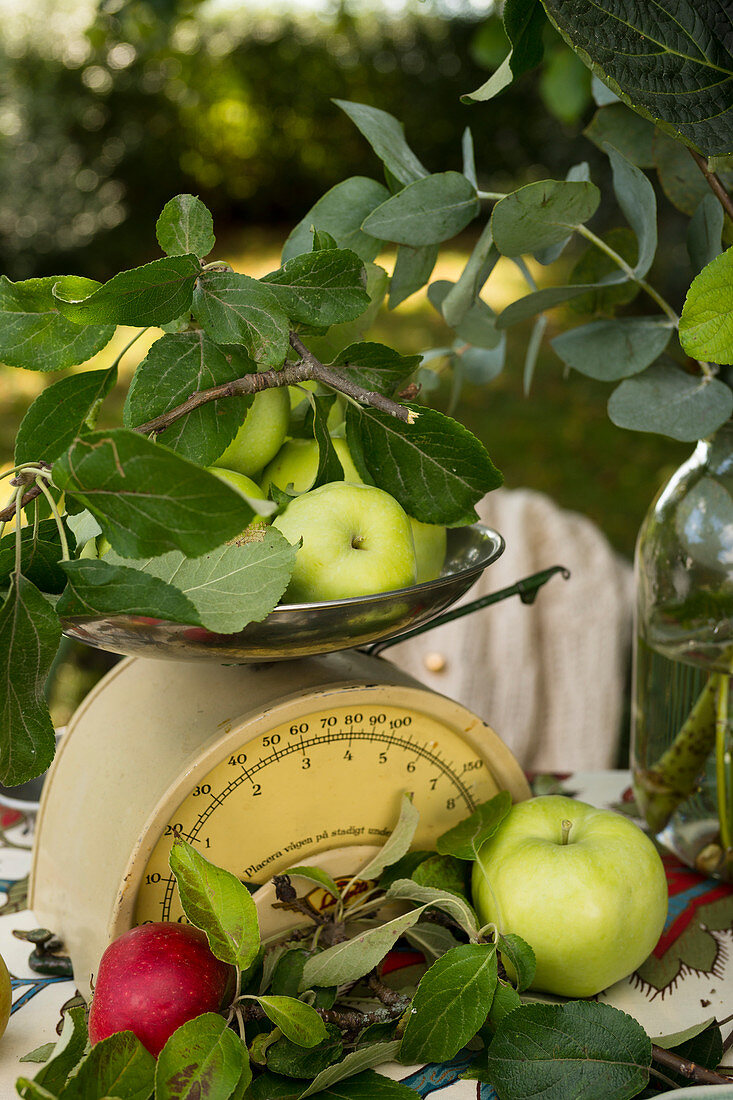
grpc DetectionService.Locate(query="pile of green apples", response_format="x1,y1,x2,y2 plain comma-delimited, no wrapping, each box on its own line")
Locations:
204,385,448,604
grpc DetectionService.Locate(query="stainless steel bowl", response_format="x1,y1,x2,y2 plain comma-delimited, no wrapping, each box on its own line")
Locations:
61,524,504,662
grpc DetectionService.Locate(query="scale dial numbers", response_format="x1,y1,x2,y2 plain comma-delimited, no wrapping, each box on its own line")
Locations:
134,702,497,925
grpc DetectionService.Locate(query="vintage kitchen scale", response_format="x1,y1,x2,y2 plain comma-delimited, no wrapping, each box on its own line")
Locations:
29,524,566,996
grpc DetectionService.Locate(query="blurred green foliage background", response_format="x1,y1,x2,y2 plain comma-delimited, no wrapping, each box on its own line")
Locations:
0,0,690,571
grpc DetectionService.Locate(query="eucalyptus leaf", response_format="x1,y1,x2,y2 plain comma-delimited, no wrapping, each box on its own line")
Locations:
15,367,117,467
169,836,260,970
680,247,733,363
386,880,479,939
459,341,506,385
0,575,60,785
583,105,655,168
345,403,502,525
0,520,71,595
542,0,733,156
333,342,420,398
282,178,389,263
156,194,215,259
31,1007,87,1095
604,144,657,279
388,245,439,309
334,101,427,187
254,997,327,1048
57,558,200,626
688,194,725,275
299,906,429,990
491,179,600,257
104,529,296,634
497,933,536,992
592,75,619,107
59,1030,154,1100
262,250,369,327
461,127,477,189
53,429,255,558
400,944,498,1064
363,173,480,246
533,162,591,265
479,1000,651,1100
496,281,622,327
123,332,253,466
192,272,289,367
523,314,547,395
436,791,512,860
354,792,420,881
428,281,501,350
551,318,673,381
0,276,114,372
154,1014,248,1100
566,227,639,315
53,255,199,327
299,1041,401,1098
608,363,733,441
441,222,497,327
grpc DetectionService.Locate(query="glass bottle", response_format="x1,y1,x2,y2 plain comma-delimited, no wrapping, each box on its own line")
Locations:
632,421,733,880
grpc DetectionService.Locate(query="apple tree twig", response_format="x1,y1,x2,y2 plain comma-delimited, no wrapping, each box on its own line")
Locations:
689,149,733,223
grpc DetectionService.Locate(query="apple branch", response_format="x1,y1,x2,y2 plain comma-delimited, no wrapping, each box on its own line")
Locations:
133,331,415,437
689,149,733,223
652,1043,733,1086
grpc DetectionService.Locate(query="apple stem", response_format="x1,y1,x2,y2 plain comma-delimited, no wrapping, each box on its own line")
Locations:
561,819,573,845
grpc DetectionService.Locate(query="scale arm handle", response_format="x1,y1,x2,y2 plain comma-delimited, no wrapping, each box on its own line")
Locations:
365,564,570,656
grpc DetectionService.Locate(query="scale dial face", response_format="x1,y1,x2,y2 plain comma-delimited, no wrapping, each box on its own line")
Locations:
134,700,499,925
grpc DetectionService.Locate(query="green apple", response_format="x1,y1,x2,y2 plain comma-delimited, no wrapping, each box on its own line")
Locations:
213,386,289,478
471,795,668,998
410,518,447,583
273,482,417,602
261,437,362,495
206,466,271,525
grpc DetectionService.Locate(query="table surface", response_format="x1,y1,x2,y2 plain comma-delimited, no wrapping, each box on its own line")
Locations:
2,771,732,1098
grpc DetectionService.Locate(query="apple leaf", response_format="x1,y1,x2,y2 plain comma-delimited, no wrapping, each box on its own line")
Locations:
345,403,502,525
436,791,512,860
0,276,114,372
57,559,200,625
27,1007,87,1096
388,244,439,309
299,907,429,991
497,933,536,992
333,342,420,398
334,100,427,187
309,395,345,490
59,1030,155,1100
491,179,600,257
52,430,256,558
541,0,733,157
378,850,432,889
688,194,724,276
282,177,389,263
462,0,546,103
362,173,480,246
0,520,72,595
253,997,327,1049
385,880,479,940
660,1021,723,1089
284,866,341,900
551,318,673,381
192,272,290,367
403,922,463,961
428,281,501,350
155,1014,249,1100
53,255,200,327
15,367,117,466
0,575,60,785
169,837,260,971
608,364,733,441
411,854,468,899
264,1025,343,1082
262,249,369,327
680,247,733,363
313,1072,420,1098
103,529,297,633
156,194,215,259
486,979,522,1030
123,332,253,466
352,792,420,882
399,944,498,1064
478,1000,651,1099
299,1043,401,1098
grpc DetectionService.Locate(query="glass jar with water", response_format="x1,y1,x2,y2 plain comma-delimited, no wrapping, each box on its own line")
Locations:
632,421,733,880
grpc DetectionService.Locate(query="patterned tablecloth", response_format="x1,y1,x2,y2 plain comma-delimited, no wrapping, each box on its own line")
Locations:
1,771,732,1097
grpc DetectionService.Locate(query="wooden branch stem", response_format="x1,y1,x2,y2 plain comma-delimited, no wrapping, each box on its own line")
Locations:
689,149,733,222
652,1043,733,1085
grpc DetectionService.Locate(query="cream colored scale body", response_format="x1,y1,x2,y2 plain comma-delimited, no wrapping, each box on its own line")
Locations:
31,650,529,997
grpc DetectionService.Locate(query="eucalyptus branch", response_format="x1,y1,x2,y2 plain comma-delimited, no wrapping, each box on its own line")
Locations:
574,224,680,326
134,332,414,436
651,1043,733,1085
689,149,733,223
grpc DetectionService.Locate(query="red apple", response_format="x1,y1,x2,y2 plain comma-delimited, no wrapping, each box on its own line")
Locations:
88,922,235,1057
